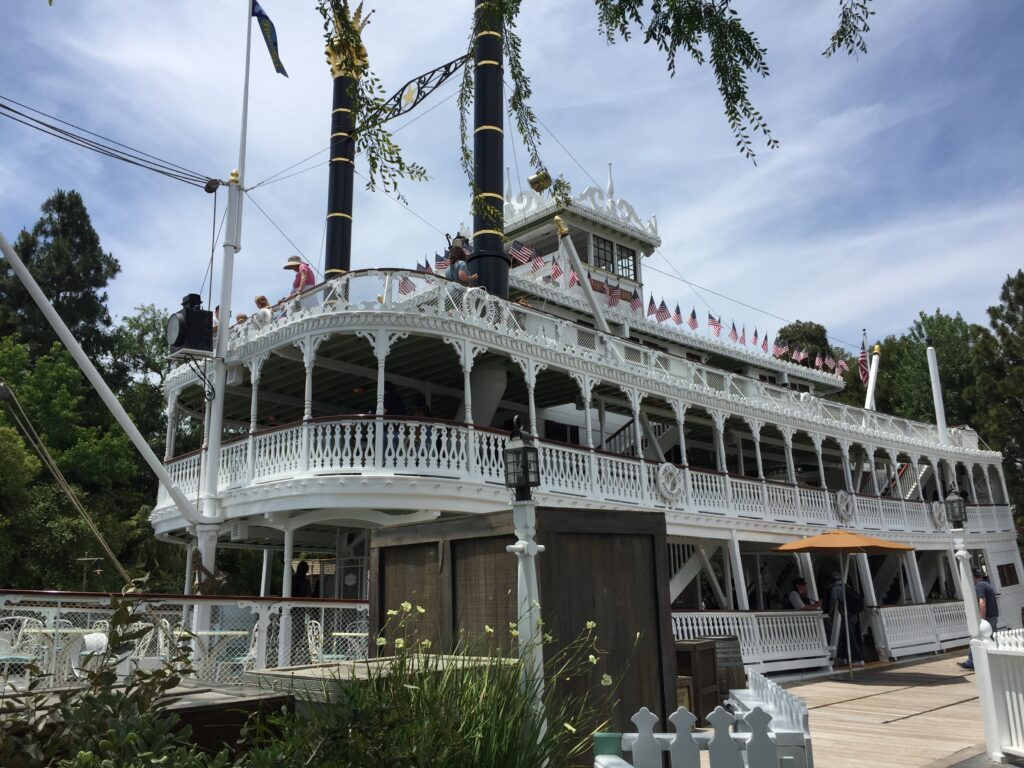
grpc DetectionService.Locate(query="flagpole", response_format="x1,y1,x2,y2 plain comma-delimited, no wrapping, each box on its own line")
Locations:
199,0,254,614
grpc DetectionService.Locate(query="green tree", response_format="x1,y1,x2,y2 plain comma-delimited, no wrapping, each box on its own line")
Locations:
972,271,1024,512
0,189,120,361
777,320,830,358
872,310,988,428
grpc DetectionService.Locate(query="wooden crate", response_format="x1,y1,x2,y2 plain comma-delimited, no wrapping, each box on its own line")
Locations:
674,638,719,725
369,507,677,732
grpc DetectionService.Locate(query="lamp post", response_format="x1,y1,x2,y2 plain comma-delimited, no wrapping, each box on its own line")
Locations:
503,417,545,710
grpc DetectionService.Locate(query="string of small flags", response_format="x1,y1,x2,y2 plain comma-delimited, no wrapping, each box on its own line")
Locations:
409,248,861,379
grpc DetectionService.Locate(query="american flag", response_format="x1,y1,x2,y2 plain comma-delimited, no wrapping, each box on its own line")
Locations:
761,334,769,353
728,322,738,342
423,259,433,274
858,336,870,384
568,268,579,288
837,358,850,375
825,354,836,371
814,351,823,369
602,277,611,296
415,259,427,273
608,281,620,307
708,314,722,336
797,348,809,363
509,240,535,265
530,252,544,272
647,297,657,317
630,289,642,311
398,274,416,295
739,325,746,345
656,300,671,322
671,304,682,325
687,308,698,330
550,257,563,281
751,328,758,346
435,252,449,271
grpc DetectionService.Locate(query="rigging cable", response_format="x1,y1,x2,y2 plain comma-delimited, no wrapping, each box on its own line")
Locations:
0,381,132,584
244,190,310,264
353,169,446,237
0,95,213,188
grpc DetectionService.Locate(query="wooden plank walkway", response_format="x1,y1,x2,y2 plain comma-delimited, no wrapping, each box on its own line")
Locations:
785,653,986,768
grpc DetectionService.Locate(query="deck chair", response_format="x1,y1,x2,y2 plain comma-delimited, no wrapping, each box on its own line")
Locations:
306,618,349,664
214,622,259,682
0,616,46,688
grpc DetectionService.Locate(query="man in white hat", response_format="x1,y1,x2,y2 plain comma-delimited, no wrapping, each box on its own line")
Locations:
284,255,316,299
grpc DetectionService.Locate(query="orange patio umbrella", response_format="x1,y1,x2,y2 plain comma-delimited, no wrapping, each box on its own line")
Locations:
777,530,913,675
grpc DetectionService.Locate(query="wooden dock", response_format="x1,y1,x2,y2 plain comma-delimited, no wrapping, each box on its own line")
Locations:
786,653,987,768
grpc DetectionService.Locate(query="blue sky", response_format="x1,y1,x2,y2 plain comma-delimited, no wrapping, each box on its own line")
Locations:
1,1,1022,355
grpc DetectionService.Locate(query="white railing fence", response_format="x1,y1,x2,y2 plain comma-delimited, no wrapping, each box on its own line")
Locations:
671,611,831,674
0,591,368,689
156,417,1016,540
868,601,969,661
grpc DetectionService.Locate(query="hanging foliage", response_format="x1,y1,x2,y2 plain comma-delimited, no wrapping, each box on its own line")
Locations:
316,1,427,201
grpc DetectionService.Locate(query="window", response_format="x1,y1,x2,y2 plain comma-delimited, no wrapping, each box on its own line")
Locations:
592,235,615,272
617,245,637,280
998,563,1020,587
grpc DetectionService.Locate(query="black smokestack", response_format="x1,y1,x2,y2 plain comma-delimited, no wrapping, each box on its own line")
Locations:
468,0,507,298
325,74,355,276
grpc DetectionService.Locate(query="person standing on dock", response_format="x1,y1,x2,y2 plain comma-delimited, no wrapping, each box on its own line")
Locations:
960,567,999,670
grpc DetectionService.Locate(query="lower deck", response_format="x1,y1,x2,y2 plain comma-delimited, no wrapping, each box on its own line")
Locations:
788,653,987,768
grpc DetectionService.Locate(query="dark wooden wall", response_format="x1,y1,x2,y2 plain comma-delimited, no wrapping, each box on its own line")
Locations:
369,508,676,732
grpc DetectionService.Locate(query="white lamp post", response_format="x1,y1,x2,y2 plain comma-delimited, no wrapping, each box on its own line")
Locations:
503,417,545,708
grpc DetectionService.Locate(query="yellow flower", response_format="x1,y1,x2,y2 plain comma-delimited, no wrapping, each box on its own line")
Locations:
601,673,613,687
509,622,517,631
585,621,597,631
588,654,598,665
543,633,553,643
386,609,398,616
400,601,412,612
416,605,426,614
484,624,494,634
510,629,519,637
563,722,577,734
395,638,405,649
375,637,387,647
420,639,432,649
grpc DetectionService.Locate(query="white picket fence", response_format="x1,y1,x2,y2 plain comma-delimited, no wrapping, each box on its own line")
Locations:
973,625,1024,762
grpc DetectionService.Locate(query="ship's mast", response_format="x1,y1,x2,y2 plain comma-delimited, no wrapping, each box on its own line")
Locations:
469,0,507,298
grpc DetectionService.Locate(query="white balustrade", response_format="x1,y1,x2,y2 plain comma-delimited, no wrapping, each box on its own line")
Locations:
159,417,1007,541
870,602,970,661
672,610,831,674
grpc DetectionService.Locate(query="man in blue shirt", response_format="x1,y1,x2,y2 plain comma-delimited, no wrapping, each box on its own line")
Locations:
959,567,999,670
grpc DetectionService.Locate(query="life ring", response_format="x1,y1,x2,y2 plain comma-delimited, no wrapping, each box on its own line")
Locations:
656,462,685,501
461,288,497,326
835,490,853,523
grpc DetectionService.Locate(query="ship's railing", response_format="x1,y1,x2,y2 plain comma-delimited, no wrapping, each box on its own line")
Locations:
671,610,832,674
0,590,368,688
868,601,969,661
156,417,1015,537
173,269,994,458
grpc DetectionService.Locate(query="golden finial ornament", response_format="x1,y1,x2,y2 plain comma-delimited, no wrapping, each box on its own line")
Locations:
325,2,372,79
554,215,569,238
872,344,881,355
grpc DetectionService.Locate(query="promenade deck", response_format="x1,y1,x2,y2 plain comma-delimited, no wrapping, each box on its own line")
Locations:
786,654,989,768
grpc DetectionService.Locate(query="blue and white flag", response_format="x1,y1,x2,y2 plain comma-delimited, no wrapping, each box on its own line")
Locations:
252,1,288,77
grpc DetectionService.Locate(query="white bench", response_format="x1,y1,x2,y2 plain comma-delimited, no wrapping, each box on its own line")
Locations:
594,705,792,768
727,671,813,768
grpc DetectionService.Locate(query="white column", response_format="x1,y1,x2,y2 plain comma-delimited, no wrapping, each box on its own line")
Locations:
190,524,220,657
865,446,881,496
711,411,728,473
746,420,764,480
598,399,607,448
929,457,946,501
966,464,979,504
673,401,689,467
838,439,854,492
855,554,878,607
909,455,925,501
996,465,1010,506
164,392,179,461
981,466,995,504
904,551,926,603
629,391,644,459
780,427,796,484
260,548,272,597
246,356,264,483
734,432,746,476
811,434,826,489
728,531,749,611
278,526,295,667
183,538,196,596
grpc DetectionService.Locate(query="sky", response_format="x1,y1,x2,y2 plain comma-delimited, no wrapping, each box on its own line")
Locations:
1,1,1022,355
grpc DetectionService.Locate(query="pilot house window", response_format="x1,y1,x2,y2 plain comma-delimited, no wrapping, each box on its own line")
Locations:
617,245,637,280
593,235,615,272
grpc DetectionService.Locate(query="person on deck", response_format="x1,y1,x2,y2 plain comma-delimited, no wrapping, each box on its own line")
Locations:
960,567,999,670
382,381,405,417
251,295,273,330
825,571,864,665
445,242,477,286
284,255,316,298
787,578,821,611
